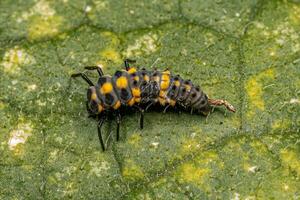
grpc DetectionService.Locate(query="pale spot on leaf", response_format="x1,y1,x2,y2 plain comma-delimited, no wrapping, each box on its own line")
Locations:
8,122,33,152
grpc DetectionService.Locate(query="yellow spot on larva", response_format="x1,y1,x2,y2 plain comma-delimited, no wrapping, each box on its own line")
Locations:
143,75,149,82
163,70,170,74
161,74,169,81
135,97,141,103
100,82,113,94
128,67,137,74
132,88,141,97
280,149,300,176
122,159,144,181
28,15,63,41
116,76,128,89
159,90,166,97
133,76,139,81
170,99,176,106
153,76,160,83
100,48,121,63
98,104,103,112
177,163,210,185
185,84,191,92
245,69,275,117
158,97,166,106
113,101,121,110
91,92,97,100
160,74,170,90
174,80,180,87
127,98,135,106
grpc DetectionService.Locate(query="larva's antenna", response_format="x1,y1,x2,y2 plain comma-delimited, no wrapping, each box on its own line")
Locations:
208,98,236,113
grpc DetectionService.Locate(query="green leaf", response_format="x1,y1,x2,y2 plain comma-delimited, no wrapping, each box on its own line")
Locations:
0,0,299,199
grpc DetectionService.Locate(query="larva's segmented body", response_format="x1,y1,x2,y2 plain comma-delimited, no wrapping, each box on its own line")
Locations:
87,68,210,115
72,59,236,151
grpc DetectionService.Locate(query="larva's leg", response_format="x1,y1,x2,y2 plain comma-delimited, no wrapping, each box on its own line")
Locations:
116,112,121,141
134,105,144,129
71,72,94,86
84,65,104,76
124,59,136,71
140,109,144,129
97,116,106,151
163,104,170,113
208,98,236,113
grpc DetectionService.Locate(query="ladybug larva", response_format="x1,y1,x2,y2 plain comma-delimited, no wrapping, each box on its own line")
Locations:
71,59,236,151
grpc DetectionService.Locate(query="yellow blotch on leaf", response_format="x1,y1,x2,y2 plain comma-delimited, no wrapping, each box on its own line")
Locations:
177,163,210,185
100,48,121,63
100,31,120,47
122,159,144,181
1,46,36,74
280,149,300,176
271,119,291,131
176,138,201,159
28,15,63,41
245,68,275,118
8,122,33,155
128,133,141,147
289,5,300,25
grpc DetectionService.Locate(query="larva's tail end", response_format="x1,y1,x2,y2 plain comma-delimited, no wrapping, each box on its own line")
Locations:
208,98,236,113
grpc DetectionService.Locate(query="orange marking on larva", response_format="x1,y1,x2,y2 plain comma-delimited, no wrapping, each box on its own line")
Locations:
163,69,170,74
159,90,166,97
91,92,97,100
143,75,149,82
132,88,141,97
100,82,113,94
135,97,141,103
170,99,176,106
158,97,166,106
160,74,170,90
174,80,180,87
98,104,104,112
185,84,191,92
128,97,135,106
116,76,128,88
153,76,160,83
113,100,121,110
128,67,137,74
